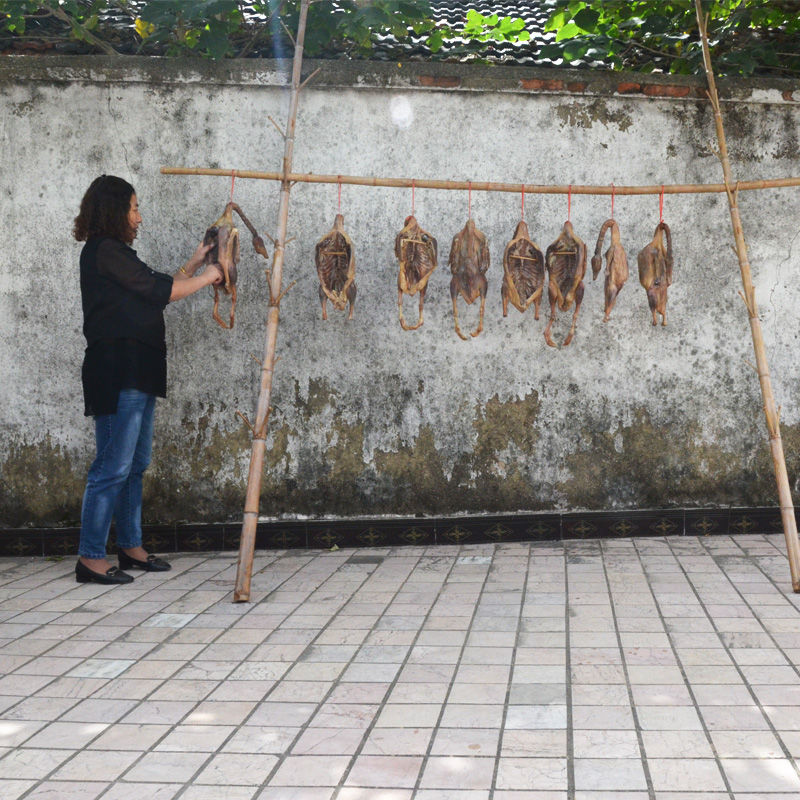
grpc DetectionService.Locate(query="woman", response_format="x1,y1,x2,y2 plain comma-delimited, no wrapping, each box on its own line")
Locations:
74,175,222,585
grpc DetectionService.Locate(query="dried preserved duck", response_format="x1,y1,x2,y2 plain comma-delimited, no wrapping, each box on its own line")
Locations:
637,221,673,326
502,219,545,319
395,215,437,330
203,202,269,329
315,213,356,320
590,218,628,322
544,220,587,347
448,218,490,340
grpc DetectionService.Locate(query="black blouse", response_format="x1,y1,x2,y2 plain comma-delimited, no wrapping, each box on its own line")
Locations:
80,237,173,416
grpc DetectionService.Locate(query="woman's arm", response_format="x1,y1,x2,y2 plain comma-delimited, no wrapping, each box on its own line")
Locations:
169,241,223,302
170,263,222,301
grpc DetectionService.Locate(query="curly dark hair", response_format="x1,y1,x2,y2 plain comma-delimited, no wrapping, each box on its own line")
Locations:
73,175,136,243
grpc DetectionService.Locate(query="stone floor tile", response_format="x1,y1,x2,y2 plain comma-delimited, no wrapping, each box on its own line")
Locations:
505,704,567,730
338,789,414,800
220,724,297,755
267,754,350,786
500,729,567,758
572,729,640,759
630,684,693,706
375,703,442,728
640,729,715,758
59,698,140,723
440,703,504,729
120,750,210,783
573,757,647,791
418,755,496,790
647,758,728,792
710,729,786,758
121,700,196,725
182,787,257,800
0,747,75,779
291,726,364,755
51,749,141,781
635,705,704,730
495,757,567,791
720,757,800,792
700,705,771,730
19,779,110,799
344,754,424,787
572,704,634,729
691,683,755,706
193,752,279,784
0,779,35,800
154,723,235,752
22,720,109,749
98,781,182,798
256,788,333,800
429,726,500,756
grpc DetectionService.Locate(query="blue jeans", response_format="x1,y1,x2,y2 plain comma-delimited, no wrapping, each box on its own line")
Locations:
79,389,156,559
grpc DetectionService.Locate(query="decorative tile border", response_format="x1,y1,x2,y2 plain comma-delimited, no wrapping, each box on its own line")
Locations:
0,507,789,557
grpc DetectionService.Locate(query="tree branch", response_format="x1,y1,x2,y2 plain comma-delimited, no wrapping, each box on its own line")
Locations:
49,4,119,56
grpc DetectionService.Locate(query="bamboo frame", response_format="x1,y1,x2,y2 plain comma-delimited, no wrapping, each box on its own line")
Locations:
695,0,800,593
231,0,311,602
161,166,800,197
161,3,800,600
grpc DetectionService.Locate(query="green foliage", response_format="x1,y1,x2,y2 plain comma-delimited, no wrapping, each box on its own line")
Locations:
0,0,796,75
541,0,800,76
462,9,530,44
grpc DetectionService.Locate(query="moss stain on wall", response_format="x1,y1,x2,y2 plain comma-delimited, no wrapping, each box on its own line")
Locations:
556,98,634,132
0,437,85,526
557,408,791,509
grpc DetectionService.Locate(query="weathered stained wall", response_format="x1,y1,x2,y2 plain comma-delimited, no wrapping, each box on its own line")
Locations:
2,56,800,527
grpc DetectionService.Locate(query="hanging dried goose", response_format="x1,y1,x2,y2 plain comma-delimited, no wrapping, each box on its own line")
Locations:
637,221,673,326
203,202,269,329
590,219,628,322
502,220,545,320
315,213,356,320
544,220,587,347
448,218,490,340
395,215,438,331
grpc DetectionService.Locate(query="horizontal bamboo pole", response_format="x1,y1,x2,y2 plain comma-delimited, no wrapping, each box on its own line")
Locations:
161,166,800,196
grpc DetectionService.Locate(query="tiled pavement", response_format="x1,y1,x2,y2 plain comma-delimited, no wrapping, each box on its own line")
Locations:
1,533,800,799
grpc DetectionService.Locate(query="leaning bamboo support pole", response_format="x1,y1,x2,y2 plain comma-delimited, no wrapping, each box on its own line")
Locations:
695,1,800,593
233,0,311,602
161,166,800,197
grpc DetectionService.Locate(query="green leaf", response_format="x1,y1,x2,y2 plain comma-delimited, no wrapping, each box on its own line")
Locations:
573,8,599,33
544,9,570,33
426,29,444,52
562,40,589,61
555,21,582,42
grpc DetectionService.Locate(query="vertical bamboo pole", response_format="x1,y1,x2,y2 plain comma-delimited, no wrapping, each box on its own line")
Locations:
233,0,311,602
695,1,800,592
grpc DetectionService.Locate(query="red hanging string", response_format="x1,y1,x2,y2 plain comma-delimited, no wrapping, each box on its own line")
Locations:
659,185,665,222
411,179,415,216
567,185,572,222
468,181,472,218
610,183,615,219
230,170,236,202
337,176,342,213
521,184,525,220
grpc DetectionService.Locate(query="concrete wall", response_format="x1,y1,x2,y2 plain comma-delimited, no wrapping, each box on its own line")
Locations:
2,56,800,527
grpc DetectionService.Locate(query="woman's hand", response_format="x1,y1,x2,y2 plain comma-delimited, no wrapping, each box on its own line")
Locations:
180,240,214,277
203,263,224,286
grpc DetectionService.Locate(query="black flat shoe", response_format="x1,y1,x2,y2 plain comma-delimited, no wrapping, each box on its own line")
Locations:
75,560,134,584
118,550,172,572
